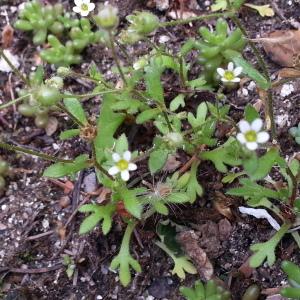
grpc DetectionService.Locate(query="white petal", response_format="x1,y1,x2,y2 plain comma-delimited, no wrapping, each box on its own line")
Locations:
221,77,229,82
231,77,240,83
121,170,130,181
217,68,225,76
80,10,90,16
74,0,83,6
257,132,269,143
246,142,258,150
82,0,91,3
108,166,119,176
234,66,243,76
239,120,251,133
88,3,95,11
251,118,263,132
123,150,131,161
73,6,81,13
112,153,121,162
128,163,137,171
237,133,246,144
228,62,234,71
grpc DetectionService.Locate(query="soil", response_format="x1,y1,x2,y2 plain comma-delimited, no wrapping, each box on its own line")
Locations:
0,0,300,300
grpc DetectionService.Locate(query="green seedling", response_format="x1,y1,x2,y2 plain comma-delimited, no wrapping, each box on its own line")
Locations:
281,261,300,299
0,158,9,193
14,0,64,44
180,280,231,300
181,19,246,84
289,123,300,145
17,66,63,128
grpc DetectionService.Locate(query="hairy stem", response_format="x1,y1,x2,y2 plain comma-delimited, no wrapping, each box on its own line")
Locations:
108,31,127,86
0,141,72,163
159,12,234,27
92,144,115,180
0,94,30,110
230,15,276,139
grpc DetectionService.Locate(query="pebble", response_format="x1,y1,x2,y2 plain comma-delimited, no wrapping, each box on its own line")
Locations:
148,277,171,299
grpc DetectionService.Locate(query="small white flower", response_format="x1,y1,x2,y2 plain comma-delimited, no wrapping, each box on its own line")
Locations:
280,83,294,97
217,62,243,83
73,0,95,17
108,151,137,181
237,118,269,150
0,49,20,73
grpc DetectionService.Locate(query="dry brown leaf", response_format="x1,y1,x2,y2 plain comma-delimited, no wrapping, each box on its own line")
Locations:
277,67,300,79
56,221,66,240
262,29,300,68
97,187,111,203
45,116,58,136
177,230,214,280
213,191,233,220
1,24,14,48
167,10,197,20
238,257,253,278
218,218,232,241
162,154,181,172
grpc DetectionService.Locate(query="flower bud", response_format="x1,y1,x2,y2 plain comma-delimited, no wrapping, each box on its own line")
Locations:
94,5,119,30
127,11,159,35
45,76,64,90
119,30,142,45
57,67,71,77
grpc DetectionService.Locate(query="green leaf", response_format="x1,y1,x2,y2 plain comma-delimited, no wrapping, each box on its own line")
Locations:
122,189,142,219
115,134,129,154
222,171,245,183
136,108,161,124
244,4,275,17
110,222,141,287
94,94,125,163
249,223,290,268
227,178,279,201
89,62,104,81
188,77,207,89
165,193,190,203
201,138,242,173
63,97,88,125
223,49,271,90
188,102,208,128
79,203,115,234
244,104,259,122
43,155,90,178
211,0,228,11
144,66,164,103
244,148,281,181
148,149,169,174
185,162,203,203
153,201,169,215
59,129,80,140
170,94,185,112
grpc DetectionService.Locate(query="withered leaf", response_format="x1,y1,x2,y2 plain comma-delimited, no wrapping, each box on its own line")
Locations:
45,116,58,136
1,24,14,49
262,30,300,68
177,230,214,280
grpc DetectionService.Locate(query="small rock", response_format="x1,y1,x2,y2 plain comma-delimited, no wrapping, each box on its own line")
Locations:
0,222,7,230
83,172,97,193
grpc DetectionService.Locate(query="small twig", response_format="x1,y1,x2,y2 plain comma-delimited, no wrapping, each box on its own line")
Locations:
0,141,73,163
1,264,62,274
26,230,54,241
133,228,144,249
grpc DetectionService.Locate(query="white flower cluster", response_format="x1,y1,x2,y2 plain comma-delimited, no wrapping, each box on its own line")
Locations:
73,0,95,17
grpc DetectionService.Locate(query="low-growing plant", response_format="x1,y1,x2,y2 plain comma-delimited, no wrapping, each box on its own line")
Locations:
281,260,300,299
0,158,9,193
289,122,300,145
180,280,231,300
0,0,299,291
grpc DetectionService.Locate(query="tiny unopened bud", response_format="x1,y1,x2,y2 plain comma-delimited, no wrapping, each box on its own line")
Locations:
119,30,142,44
94,5,119,30
45,76,64,89
57,67,71,77
126,11,159,35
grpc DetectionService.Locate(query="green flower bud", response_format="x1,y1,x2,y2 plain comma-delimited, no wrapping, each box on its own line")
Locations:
0,160,9,175
45,76,64,90
18,103,37,117
57,67,71,77
127,11,159,35
35,114,49,128
119,30,142,45
94,5,119,30
35,85,62,106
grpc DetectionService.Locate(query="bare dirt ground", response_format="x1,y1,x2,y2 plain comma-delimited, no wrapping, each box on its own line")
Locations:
0,0,299,299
